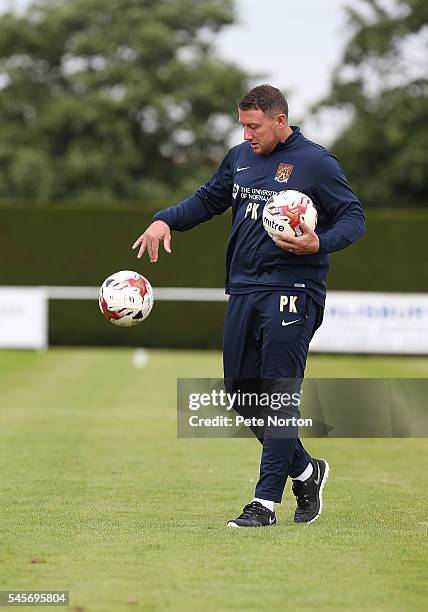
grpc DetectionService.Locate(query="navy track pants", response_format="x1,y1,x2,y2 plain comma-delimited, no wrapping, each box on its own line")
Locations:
223,290,323,503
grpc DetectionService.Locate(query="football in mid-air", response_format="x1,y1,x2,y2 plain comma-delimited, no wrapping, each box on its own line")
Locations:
99,270,154,327
262,190,317,239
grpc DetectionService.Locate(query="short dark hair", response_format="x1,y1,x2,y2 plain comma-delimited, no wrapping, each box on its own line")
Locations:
239,84,288,118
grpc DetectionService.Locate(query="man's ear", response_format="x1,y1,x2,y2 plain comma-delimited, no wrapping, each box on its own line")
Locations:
276,113,287,128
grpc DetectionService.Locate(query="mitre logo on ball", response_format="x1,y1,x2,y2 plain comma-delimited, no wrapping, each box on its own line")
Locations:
262,190,317,239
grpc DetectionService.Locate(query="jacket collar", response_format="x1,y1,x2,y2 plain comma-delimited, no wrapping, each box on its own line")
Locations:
272,126,302,152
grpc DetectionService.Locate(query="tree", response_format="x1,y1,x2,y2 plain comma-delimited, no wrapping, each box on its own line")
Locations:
0,0,250,205
315,0,427,207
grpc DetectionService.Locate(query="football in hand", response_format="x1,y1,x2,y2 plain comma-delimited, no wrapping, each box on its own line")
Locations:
262,190,317,238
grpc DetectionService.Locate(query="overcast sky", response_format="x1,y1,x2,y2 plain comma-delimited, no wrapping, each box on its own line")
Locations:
215,0,352,144
0,0,353,144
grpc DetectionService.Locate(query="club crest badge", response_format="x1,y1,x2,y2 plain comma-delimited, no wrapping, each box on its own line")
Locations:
274,163,294,183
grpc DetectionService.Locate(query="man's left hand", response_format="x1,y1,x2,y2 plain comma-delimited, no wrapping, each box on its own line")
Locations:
272,222,320,255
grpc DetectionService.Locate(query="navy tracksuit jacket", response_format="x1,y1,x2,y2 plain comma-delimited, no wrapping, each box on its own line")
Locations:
155,127,365,501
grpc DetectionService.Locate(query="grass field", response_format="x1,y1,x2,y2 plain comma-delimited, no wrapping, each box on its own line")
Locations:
0,349,427,611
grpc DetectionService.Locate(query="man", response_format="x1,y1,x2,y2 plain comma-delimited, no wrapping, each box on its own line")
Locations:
132,85,365,528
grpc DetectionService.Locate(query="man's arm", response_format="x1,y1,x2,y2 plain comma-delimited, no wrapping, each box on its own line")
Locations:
132,151,234,261
314,154,365,254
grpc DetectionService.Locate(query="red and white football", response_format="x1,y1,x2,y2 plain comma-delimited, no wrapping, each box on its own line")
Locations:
99,270,154,327
262,190,317,239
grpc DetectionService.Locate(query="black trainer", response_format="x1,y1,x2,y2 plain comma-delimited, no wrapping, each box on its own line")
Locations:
292,458,330,524
227,501,276,528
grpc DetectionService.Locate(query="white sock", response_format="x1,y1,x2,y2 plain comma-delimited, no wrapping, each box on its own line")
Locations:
253,497,274,512
293,462,313,482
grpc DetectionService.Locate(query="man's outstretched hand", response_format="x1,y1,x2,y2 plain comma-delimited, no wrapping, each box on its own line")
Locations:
272,222,320,255
132,220,171,262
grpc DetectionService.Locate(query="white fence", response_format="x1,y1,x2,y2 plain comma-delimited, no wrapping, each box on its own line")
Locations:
311,291,428,354
0,287,48,350
1,287,428,354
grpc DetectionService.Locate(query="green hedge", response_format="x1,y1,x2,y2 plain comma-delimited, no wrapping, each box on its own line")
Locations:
49,300,226,349
2,208,427,347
